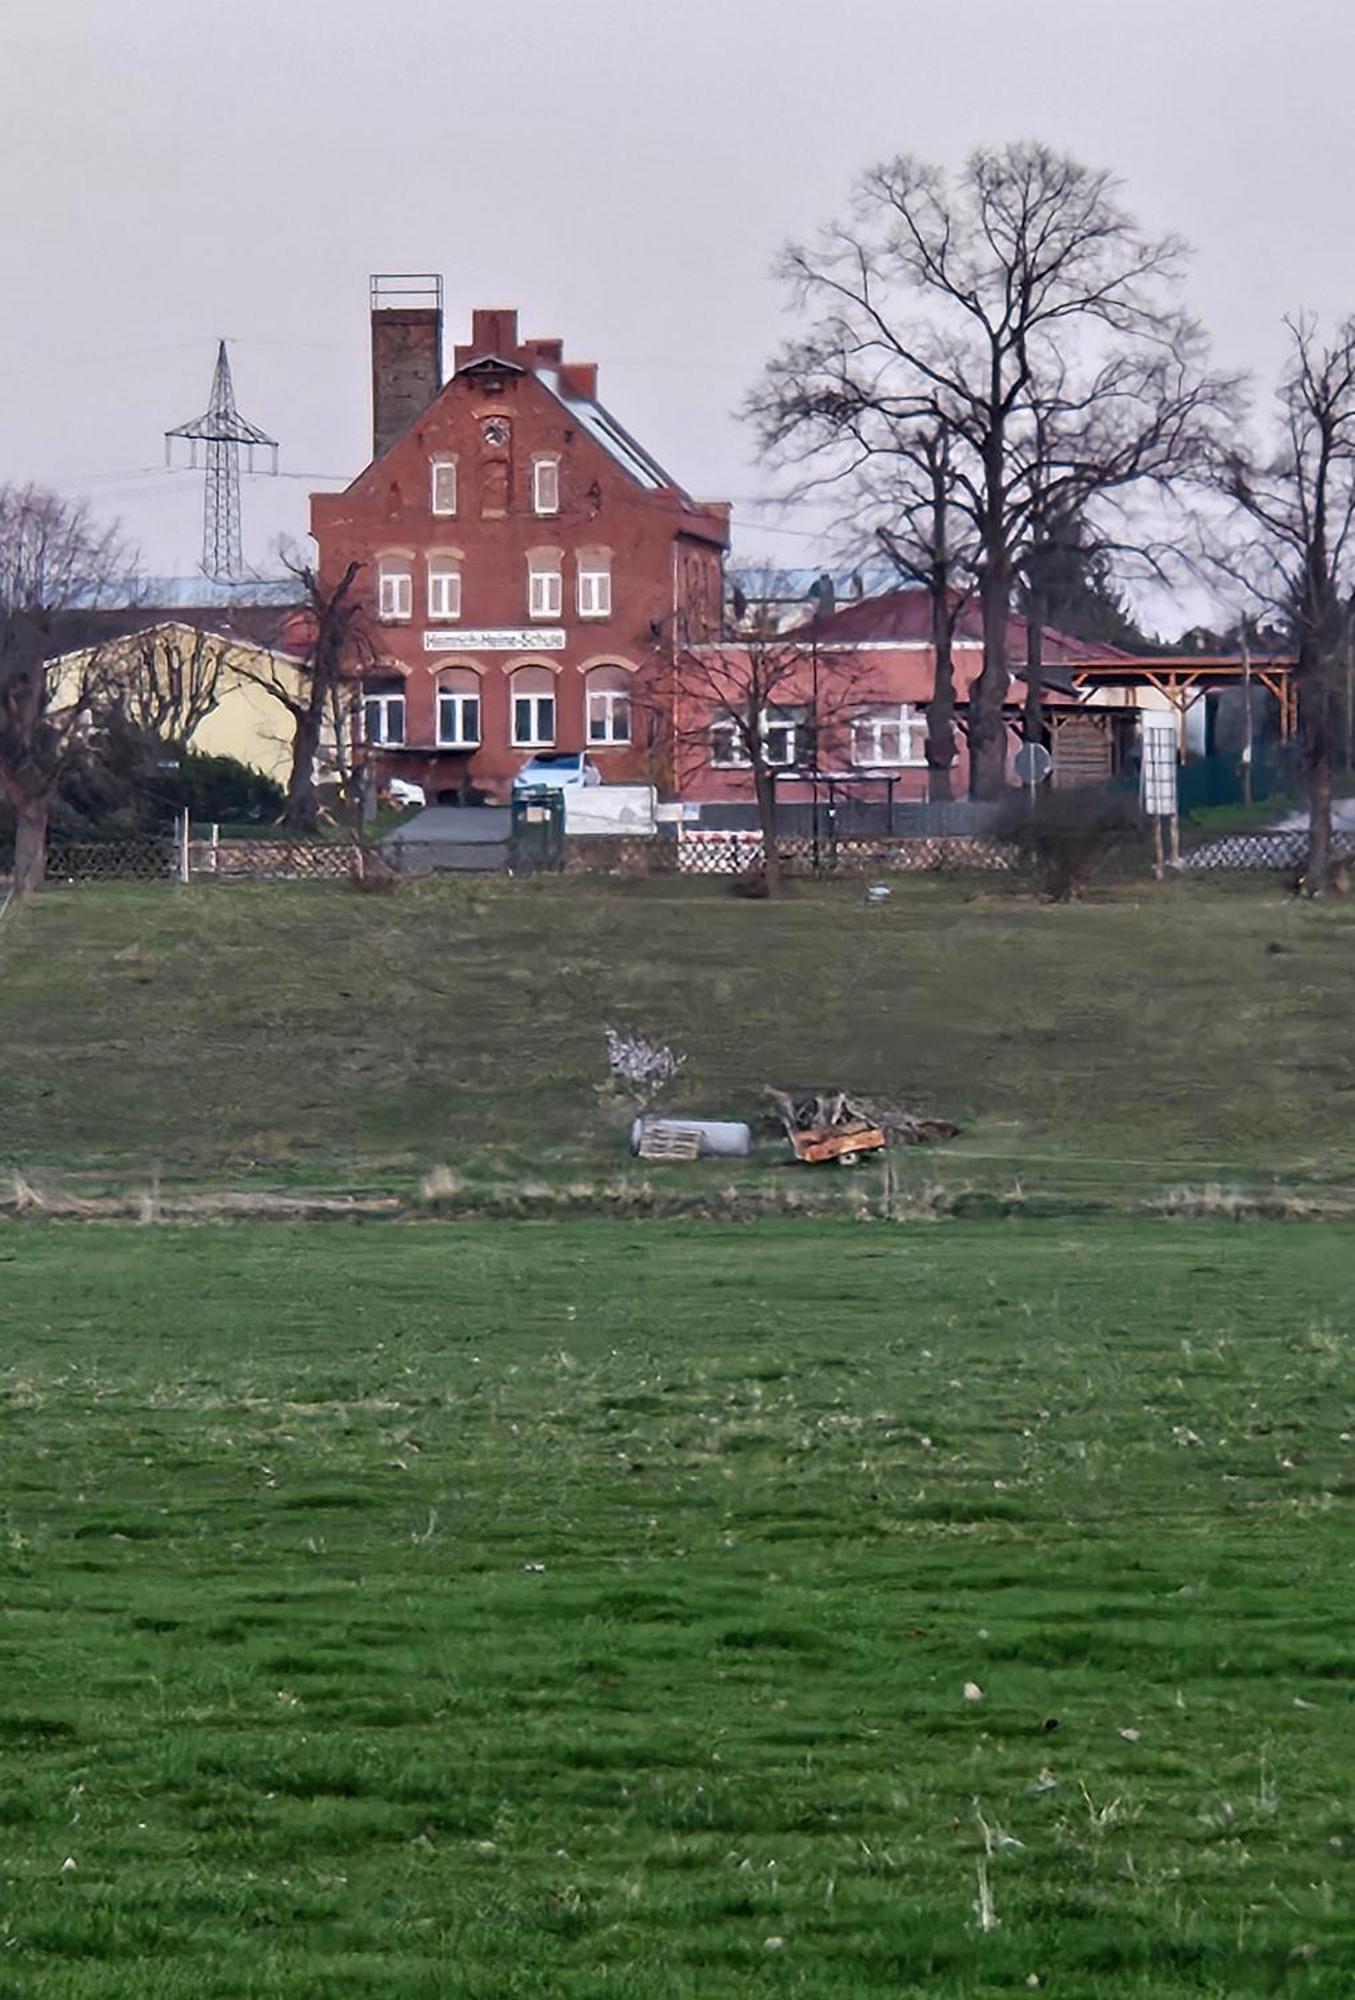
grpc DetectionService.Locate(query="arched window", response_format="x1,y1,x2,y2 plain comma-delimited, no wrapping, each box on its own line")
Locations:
427,550,463,621
577,547,612,620
526,547,563,621
437,668,481,749
377,555,412,622
362,675,406,746
586,664,631,745
511,665,556,748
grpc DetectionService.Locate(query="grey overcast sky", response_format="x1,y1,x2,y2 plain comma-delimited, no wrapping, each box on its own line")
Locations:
5,0,1353,598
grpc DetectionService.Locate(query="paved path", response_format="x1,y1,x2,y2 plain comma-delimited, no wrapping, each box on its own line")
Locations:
387,806,511,844
381,805,512,873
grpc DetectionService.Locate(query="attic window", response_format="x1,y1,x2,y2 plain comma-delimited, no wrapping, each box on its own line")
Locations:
532,456,560,516
430,458,457,516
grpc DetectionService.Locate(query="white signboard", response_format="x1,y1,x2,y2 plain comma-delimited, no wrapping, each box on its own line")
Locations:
423,628,566,652
564,785,657,836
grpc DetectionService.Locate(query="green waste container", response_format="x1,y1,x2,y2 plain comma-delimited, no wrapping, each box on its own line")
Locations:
510,787,565,874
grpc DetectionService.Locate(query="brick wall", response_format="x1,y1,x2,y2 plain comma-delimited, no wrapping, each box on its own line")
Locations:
312,304,728,805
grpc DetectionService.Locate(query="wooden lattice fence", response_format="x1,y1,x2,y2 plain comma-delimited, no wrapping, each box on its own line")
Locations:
192,838,359,881
46,840,175,884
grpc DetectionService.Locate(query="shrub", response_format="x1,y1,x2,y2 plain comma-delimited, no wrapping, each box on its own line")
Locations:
993,785,1140,901
172,750,285,827
54,722,285,838
603,1027,686,1107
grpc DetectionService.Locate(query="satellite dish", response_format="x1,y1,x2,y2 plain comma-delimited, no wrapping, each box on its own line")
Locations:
1013,742,1053,784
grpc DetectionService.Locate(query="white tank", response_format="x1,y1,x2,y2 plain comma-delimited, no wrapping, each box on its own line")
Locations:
630,1116,752,1159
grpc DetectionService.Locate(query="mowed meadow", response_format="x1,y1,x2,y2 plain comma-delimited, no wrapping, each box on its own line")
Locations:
1,1221,1352,1997
3,875,1355,1209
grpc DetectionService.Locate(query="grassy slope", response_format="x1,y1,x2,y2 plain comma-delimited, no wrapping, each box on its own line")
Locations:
3,876,1355,1200
1,1220,1351,1997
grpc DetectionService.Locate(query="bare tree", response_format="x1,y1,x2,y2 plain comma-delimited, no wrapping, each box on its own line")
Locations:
667,573,873,896
1012,333,1235,741
751,142,1227,797
865,424,976,801
0,485,132,898
116,624,228,745
1216,317,1355,893
244,550,371,831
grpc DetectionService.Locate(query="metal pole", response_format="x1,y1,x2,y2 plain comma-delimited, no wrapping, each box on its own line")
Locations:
810,633,820,875
1241,619,1254,807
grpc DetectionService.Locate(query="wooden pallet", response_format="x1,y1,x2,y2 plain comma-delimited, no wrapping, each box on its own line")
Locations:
636,1123,703,1162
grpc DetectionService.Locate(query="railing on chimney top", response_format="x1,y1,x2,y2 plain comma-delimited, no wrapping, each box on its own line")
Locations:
370,274,444,313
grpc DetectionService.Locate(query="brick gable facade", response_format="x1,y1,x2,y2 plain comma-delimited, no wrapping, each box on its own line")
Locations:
311,298,729,803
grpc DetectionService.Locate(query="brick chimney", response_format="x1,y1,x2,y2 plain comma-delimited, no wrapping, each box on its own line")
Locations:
558,360,598,400
370,274,443,459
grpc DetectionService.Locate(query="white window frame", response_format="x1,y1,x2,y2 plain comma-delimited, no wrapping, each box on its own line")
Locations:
512,689,556,748
437,688,480,748
762,708,804,769
430,459,458,517
427,560,462,621
577,561,612,620
362,687,406,746
852,705,928,768
528,564,563,620
378,563,412,623
587,684,631,745
532,456,560,516
710,718,751,768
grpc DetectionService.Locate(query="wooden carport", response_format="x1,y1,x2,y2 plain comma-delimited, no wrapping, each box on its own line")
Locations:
1067,654,1298,749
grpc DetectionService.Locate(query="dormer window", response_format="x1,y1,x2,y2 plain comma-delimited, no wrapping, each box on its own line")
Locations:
532,455,560,516
430,458,458,516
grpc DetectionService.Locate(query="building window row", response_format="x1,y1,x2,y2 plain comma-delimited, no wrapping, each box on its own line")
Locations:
427,454,562,519
710,705,928,770
360,667,632,751
377,549,610,624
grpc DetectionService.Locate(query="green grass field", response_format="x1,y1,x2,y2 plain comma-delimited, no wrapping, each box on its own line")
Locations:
3,875,1355,1206
2,1220,1352,1997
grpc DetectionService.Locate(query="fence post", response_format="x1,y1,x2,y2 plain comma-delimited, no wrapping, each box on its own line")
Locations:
178,809,191,885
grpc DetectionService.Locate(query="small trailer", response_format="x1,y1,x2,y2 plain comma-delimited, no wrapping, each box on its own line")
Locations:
767,1088,889,1168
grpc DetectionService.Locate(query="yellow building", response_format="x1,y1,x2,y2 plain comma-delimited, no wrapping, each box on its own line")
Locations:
52,620,307,781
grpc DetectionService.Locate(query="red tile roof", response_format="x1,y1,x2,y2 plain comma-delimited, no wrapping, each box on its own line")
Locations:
809,587,1140,665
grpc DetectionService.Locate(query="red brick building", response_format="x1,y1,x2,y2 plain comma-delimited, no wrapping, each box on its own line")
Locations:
310,278,730,803
675,587,1137,812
